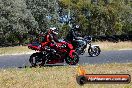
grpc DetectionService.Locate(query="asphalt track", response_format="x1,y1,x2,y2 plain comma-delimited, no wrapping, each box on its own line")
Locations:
0,50,132,68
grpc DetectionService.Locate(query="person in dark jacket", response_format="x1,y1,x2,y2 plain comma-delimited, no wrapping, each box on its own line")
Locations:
66,25,81,42
65,25,86,54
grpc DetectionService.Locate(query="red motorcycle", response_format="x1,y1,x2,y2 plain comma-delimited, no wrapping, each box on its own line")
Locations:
28,41,79,67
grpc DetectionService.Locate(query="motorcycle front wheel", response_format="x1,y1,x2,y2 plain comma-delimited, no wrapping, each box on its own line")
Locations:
88,46,101,57
29,53,44,67
65,52,79,65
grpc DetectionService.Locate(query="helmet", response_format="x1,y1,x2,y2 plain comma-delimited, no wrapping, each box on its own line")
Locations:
75,25,80,29
72,24,80,31
49,27,58,35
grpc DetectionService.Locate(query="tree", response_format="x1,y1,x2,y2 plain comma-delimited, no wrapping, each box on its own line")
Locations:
0,0,38,45
59,0,132,36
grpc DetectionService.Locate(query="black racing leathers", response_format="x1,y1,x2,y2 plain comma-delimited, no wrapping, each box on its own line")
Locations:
66,29,79,41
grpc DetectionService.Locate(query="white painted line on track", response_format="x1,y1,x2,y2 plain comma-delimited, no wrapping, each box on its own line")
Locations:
119,48,132,51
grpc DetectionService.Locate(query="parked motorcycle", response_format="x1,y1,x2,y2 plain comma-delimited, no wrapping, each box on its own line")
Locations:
64,36,101,57
28,41,79,67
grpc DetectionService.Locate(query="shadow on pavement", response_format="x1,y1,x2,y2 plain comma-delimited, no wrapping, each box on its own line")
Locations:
18,64,66,69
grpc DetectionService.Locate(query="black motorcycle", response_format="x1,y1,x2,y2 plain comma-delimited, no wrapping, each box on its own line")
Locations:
63,36,101,57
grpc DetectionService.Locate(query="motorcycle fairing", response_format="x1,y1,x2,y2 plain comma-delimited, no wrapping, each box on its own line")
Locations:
28,43,41,51
69,50,75,59
67,43,73,49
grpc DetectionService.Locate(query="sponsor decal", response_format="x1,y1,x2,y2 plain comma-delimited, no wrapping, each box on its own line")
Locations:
76,66,131,85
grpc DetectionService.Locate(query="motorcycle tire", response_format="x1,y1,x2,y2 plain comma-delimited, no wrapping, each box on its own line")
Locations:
88,46,101,57
65,52,79,65
29,53,44,67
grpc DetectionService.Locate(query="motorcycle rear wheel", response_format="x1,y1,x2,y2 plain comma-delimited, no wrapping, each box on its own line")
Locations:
88,46,101,57
65,52,79,65
29,53,44,67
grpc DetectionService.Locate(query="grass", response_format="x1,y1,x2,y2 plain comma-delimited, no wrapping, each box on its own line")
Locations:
1,41,132,55
92,41,132,50
0,63,132,88
0,46,34,55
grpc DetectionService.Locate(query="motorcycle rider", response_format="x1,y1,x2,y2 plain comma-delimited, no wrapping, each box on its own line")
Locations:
66,24,86,54
41,27,66,63
66,25,81,42
41,27,60,50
